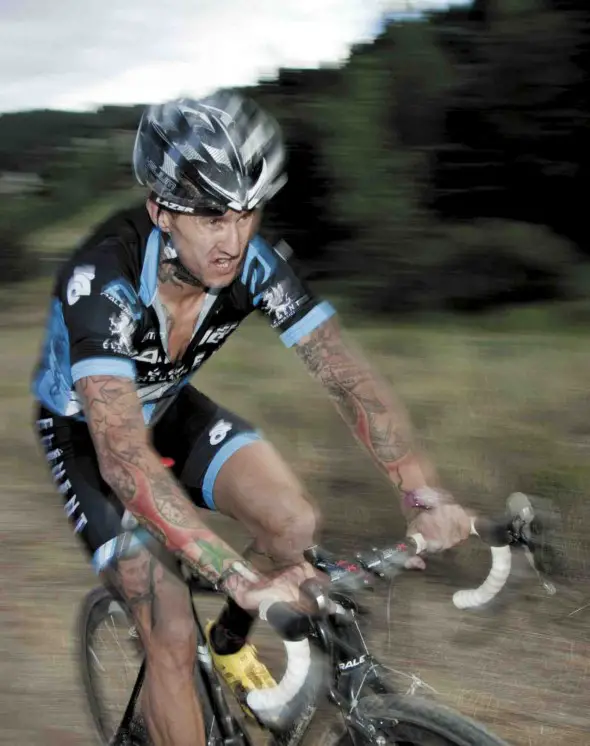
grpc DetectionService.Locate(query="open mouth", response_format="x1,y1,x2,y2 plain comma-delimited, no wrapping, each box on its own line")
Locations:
213,258,236,274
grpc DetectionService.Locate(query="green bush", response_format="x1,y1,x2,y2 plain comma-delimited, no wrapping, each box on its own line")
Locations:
0,229,38,285
365,219,579,314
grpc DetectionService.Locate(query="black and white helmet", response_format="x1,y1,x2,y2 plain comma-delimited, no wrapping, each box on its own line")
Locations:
133,89,287,215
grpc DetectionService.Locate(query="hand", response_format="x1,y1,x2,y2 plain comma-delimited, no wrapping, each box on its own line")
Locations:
222,560,318,614
404,487,473,570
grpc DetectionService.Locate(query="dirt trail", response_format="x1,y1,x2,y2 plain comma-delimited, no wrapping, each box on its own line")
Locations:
2,453,589,746
1,310,589,745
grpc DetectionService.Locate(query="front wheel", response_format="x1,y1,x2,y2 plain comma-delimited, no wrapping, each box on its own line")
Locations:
77,585,146,745
342,694,510,746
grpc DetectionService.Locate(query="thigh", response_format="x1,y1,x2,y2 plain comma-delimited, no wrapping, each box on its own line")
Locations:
34,407,125,561
212,440,320,545
34,407,194,644
154,386,263,511
154,387,320,555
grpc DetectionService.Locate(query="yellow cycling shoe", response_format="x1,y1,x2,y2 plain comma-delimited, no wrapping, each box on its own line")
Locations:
205,621,276,717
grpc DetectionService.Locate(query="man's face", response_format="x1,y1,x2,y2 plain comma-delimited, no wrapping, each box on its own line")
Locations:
160,207,260,288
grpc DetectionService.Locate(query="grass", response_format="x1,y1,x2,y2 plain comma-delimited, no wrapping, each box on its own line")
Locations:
8,294,590,571
3,174,590,745
25,187,145,255
4,301,590,746
12,291,590,506
2,200,589,745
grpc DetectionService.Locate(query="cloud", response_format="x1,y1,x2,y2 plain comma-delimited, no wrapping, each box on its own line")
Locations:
0,0,467,113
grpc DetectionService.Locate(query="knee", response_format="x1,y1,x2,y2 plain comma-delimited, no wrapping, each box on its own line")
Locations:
148,615,196,678
262,490,319,559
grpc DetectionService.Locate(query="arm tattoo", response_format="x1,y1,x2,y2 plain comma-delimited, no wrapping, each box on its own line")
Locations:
295,319,417,494
77,375,250,588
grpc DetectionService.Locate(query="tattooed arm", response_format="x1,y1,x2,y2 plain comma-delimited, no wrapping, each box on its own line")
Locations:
294,318,439,511
76,375,270,601
295,318,474,558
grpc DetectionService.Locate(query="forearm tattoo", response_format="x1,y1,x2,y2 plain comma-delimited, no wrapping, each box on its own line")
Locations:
295,319,415,493
76,376,250,588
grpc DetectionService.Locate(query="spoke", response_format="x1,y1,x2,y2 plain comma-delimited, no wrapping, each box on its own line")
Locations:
377,663,439,696
88,645,106,673
106,614,134,667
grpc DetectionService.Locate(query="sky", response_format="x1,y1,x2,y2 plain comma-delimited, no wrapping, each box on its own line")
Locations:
0,0,470,114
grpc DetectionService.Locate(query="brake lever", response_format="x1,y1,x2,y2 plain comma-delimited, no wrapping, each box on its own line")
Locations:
355,542,415,581
507,492,561,596
522,547,557,596
300,578,333,616
304,546,374,592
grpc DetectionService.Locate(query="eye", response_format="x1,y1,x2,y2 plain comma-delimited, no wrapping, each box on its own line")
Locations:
209,217,223,227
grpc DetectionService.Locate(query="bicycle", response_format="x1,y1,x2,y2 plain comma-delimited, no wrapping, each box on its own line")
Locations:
78,492,562,746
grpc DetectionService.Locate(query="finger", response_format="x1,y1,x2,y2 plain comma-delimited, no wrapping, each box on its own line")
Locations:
405,555,426,570
425,538,445,553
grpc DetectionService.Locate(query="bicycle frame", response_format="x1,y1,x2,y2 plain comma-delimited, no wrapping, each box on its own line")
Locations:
306,593,397,746
110,577,255,746
111,578,396,746
191,608,255,746
89,495,556,746
263,587,398,746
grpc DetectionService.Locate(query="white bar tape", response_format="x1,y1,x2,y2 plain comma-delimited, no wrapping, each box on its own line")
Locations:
408,532,428,554
452,545,512,609
246,638,312,724
258,597,274,622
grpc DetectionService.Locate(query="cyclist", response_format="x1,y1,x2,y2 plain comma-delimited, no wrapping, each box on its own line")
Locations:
32,89,472,746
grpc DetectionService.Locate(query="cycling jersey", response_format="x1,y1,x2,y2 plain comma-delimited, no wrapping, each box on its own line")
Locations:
32,205,335,425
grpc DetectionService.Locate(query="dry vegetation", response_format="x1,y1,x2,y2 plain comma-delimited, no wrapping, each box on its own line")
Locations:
1,286,589,744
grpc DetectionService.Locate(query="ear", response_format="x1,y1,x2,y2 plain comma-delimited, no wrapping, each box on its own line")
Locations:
145,198,159,224
146,198,173,232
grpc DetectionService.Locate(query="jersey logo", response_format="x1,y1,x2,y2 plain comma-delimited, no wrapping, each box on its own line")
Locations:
66,265,95,306
134,347,161,365
200,323,239,346
103,309,137,356
241,242,277,298
260,279,308,328
209,419,233,446
101,279,143,318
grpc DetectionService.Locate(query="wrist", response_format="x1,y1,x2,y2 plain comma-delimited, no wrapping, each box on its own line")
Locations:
401,486,450,515
217,560,263,596
389,450,438,497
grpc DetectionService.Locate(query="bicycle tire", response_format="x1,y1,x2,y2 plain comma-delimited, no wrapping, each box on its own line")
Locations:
78,585,146,745
338,694,511,746
78,585,240,746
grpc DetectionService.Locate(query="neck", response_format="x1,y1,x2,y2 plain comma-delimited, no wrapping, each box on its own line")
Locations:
158,258,206,298
157,231,207,301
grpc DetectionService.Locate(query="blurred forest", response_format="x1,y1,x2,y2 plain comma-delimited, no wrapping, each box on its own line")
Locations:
1,0,589,316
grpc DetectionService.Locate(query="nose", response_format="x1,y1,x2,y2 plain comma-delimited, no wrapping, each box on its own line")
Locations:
220,222,241,258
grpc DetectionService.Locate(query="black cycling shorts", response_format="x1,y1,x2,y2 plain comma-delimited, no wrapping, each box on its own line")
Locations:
34,385,261,571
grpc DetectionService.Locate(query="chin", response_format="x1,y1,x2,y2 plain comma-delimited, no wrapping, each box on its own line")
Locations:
205,269,240,289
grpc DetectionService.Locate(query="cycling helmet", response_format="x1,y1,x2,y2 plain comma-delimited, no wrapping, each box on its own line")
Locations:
133,89,287,215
